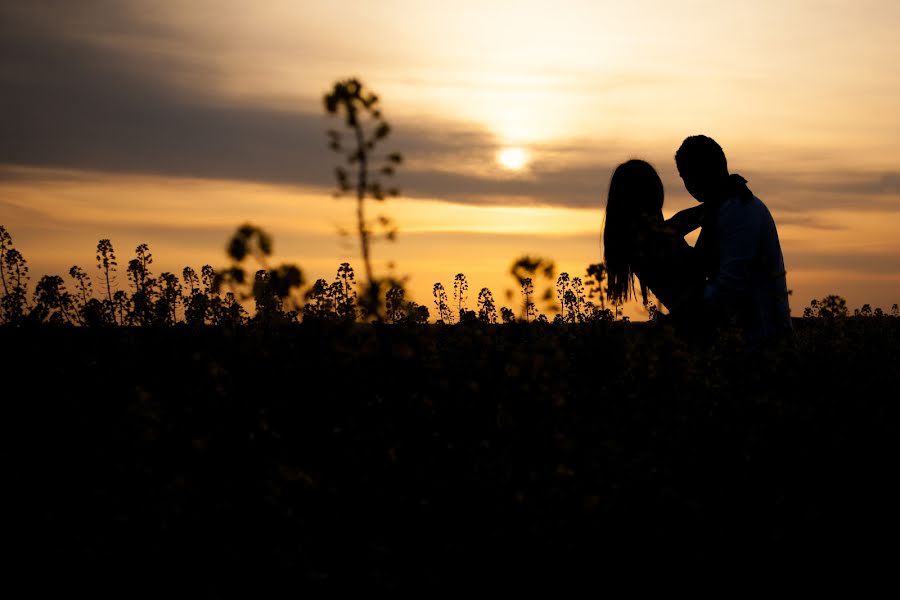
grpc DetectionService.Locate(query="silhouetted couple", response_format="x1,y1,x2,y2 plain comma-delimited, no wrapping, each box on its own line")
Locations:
603,135,792,348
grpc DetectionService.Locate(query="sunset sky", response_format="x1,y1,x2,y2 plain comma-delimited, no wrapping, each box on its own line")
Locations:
2,0,899,318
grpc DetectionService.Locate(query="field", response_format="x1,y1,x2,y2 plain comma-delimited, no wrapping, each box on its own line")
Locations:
3,315,899,591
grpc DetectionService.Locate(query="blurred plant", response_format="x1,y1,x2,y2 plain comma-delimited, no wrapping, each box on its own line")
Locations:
433,282,452,324
303,263,359,322
112,290,130,326
556,272,570,322
68,265,104,326
200,265,233,324
556,272,584,323
95,240,118,294
157,272,183,325
331,263,358,321
183,265,234,325
1,227,29,325
453,273,469,321
183,266,199,295
126,243,157,325
325,77,403,319
407,303,429,324
563,290,578,322
521,278,537,323
0,225,11,298
500,306,516,324
892,303,899,317
477,288,498,324
803,295,850,319
385,284,428,324
459,308,479,324
206,264,247,325
95,239,118,322
217,224,304,323
303,278,335,320
584,263,607,310
216,292,248,326
201,265,216,293
509,255,555,318
183,266,208,325
589,306,615,322
68,265,91,311
571,277,586,322
386,286,405,324
252,269,285,321
259,268,304,323
31,275,74,324
802,299,817,318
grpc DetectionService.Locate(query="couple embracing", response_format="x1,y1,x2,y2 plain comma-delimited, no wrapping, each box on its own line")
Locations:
603,135,793,348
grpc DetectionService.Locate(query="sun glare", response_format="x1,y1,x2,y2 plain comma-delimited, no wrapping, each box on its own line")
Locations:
497,147,529,171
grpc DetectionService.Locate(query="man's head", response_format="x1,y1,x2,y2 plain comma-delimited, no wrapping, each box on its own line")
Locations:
675,135,729,203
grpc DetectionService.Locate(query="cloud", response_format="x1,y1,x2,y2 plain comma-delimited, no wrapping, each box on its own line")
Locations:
771,213,846,231
787,250,900,276
830,171,900,196
880,173,900,194
0,197,60,232
0,3,613,208
2,1,899,219
745,171,900,213
0,3,340,183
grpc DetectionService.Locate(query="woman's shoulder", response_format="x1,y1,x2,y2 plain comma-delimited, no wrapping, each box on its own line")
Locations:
640,224,694,257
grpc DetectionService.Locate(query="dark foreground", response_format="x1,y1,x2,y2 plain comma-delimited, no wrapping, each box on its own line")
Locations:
3,318,899,592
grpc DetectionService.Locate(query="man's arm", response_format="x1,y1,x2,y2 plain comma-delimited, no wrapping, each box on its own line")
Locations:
665,205,705,237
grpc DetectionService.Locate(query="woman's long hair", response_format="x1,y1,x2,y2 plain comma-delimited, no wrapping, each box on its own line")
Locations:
603,159,665,306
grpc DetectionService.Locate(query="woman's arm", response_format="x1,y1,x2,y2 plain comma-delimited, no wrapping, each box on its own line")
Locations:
665,205,706,237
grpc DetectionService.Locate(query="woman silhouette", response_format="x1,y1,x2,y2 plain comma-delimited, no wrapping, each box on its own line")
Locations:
603,159,706,320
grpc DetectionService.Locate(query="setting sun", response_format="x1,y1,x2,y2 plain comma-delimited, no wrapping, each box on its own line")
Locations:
497,147,530,171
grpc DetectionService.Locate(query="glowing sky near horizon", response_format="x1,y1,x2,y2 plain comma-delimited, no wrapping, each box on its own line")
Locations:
2,0,899,317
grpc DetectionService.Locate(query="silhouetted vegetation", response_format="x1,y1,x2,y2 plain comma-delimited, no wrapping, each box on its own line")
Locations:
509,255,556,318
325,78,403,319
3,220,900,591
4,296,899,592
1,223,894,332
0,225,633,328
432,282,452,324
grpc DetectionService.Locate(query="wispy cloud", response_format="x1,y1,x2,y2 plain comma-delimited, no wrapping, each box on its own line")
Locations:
787,250,900,276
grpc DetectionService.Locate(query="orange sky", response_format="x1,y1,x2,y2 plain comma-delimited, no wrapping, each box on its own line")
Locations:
2,1,899,318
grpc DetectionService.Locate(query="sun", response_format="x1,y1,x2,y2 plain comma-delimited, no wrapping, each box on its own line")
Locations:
497,147,529,171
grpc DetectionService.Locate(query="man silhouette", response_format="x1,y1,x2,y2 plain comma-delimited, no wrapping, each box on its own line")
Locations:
675,135,792,346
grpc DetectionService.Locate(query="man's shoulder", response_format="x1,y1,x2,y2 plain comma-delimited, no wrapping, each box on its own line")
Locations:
719,192,766,208
716,194,769,223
